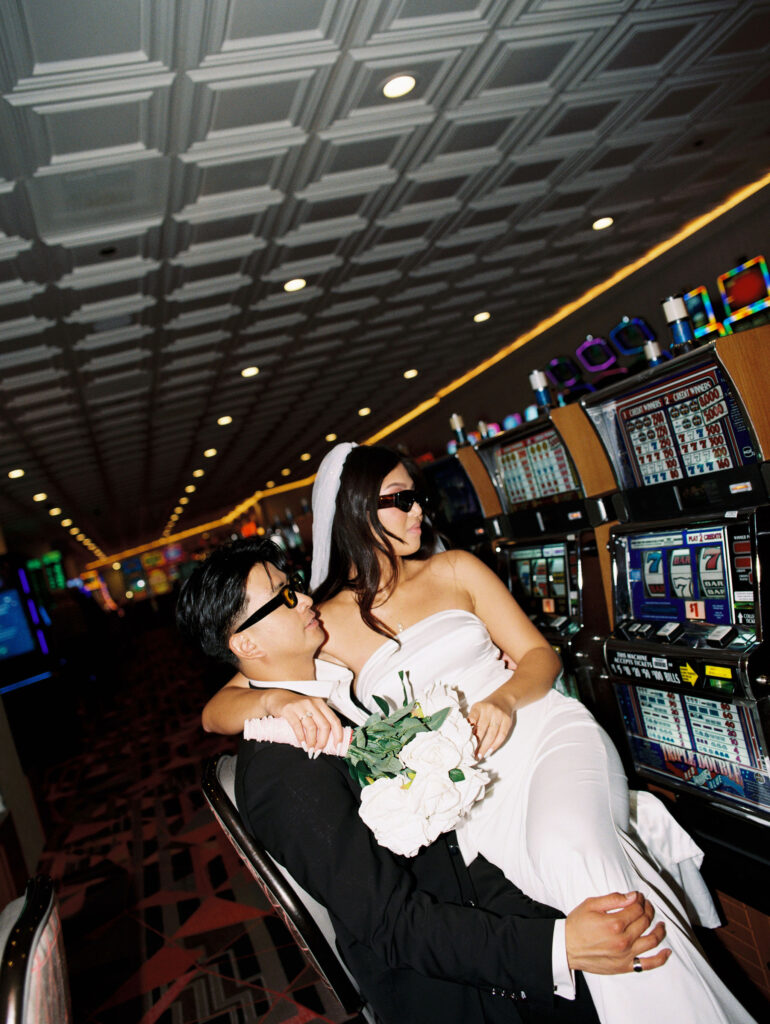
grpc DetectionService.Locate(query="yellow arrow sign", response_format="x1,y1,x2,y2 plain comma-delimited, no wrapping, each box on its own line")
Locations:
680,662,699,686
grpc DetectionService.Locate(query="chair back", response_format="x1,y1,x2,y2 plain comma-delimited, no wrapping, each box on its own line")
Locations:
0,875,71,1024
202,752,375,1022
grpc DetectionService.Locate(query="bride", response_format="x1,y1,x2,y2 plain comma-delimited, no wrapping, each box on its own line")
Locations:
203,441,755,1024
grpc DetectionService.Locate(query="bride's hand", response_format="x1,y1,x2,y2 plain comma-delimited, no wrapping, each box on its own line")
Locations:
263,690,344,755
468,694,515,759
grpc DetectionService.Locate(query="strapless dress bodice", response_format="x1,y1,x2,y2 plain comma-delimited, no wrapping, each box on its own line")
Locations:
355,609,512,711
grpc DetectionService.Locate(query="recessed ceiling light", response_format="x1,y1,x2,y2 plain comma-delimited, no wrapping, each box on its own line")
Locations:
112,562,121,571
33,492,47,502
185,484,196,493
325,432,337,442
174,505,183,513
403,368,418,379
49,507,62,516
203,448,217,458
61,518,72,527
358,407,371,417
383,74,416,99
217,415,232,426
193,469,204,477
171,514,178,521
69,527,78,535
179,497,189,505
300,452,311,461
125,591,133,600
241,366,259,378
283,278,306,292
592,216,614,231
266,480,275,488
473,311,491,323
281,468,291,477
76,533,85,541
8,468,24,479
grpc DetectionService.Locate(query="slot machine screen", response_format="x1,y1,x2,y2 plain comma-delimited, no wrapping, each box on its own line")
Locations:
508,541,572,617
0,589,36,661
616,684,770,818
619,526,738,628
488,426,581,513
584,357,757,491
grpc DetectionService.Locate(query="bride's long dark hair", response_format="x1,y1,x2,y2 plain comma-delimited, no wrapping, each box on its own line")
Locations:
312,444,438,640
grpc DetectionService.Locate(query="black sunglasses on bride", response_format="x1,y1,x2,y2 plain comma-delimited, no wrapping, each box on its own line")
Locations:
377,489,427,513
233,571,306,633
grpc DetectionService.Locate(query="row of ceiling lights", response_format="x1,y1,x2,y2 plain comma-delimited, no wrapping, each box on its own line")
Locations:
4,470,106,559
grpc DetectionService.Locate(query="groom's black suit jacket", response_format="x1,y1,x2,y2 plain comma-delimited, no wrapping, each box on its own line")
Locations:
236,736,598,1024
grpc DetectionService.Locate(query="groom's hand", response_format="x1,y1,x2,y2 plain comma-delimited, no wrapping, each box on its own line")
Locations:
264,690,344,754
565,891,671,975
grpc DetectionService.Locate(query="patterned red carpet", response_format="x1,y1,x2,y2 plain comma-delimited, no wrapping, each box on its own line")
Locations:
35,611,354,1024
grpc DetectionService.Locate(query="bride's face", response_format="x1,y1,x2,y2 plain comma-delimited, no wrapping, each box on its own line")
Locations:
376,463,423,556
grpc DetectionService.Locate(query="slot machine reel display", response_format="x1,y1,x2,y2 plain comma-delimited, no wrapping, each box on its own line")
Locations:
474,404,617,709
580,326,770,868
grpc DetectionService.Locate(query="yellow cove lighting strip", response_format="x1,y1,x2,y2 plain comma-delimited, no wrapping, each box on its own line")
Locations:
85,169,770,571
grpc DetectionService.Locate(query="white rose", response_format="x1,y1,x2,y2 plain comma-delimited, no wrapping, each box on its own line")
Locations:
358,776,432,857
408,770,465,843
399,730,462,774
436,707,476,763
454,766,490,815
417,681,462,717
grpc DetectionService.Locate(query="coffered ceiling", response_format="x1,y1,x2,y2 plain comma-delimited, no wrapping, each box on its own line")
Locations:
0,0,768,560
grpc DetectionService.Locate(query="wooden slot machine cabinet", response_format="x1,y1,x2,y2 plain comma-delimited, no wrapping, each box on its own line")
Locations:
451,408,618,718
580,326,770,916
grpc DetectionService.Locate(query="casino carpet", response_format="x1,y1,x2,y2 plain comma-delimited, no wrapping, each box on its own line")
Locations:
34,613,355,1024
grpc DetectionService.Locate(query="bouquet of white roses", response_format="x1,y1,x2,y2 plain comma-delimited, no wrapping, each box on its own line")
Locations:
347,673,489,857
243,671,489,858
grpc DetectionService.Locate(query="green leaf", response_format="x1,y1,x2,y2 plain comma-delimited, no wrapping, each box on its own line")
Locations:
424,707,451,731
372,694,390,716
400,670,411,707
448,768,465,783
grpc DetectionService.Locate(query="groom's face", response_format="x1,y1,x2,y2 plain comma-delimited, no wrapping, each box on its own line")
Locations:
233,562,322,663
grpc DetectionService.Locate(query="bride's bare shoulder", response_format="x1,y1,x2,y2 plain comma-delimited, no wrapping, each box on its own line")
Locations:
425,548,481,579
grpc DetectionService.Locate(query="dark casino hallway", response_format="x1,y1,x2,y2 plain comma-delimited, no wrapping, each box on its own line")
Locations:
5,595,356,1024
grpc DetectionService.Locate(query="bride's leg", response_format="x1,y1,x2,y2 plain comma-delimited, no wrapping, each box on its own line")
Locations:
514,706,754,1024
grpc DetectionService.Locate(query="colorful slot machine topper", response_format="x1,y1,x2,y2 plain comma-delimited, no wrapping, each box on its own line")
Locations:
718,254,770,333
683,286,728,341
608,316,656,356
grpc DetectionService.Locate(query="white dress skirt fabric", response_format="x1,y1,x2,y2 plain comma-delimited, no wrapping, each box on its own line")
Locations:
354,609,755,1024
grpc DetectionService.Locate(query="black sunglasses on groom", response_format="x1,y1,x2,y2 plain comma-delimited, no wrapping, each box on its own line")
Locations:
233,571,306,633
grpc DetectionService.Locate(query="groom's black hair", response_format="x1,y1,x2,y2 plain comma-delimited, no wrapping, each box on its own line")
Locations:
313,444,437,642
176,537,287,667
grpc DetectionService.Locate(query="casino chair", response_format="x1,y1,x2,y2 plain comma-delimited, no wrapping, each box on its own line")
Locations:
0,874,72,1024
201,753,378,1024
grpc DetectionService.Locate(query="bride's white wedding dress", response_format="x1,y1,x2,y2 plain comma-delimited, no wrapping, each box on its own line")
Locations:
354,609,755,1024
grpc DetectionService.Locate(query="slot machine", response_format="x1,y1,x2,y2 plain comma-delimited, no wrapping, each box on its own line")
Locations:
419,454,487,556
470,404,618,712
581,325,770,897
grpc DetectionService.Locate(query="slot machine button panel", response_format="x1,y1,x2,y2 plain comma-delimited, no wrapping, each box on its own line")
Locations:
705,624,737,648
656,621,684,643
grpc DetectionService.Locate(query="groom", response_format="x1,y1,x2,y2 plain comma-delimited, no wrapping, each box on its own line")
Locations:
178,538,667,1024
